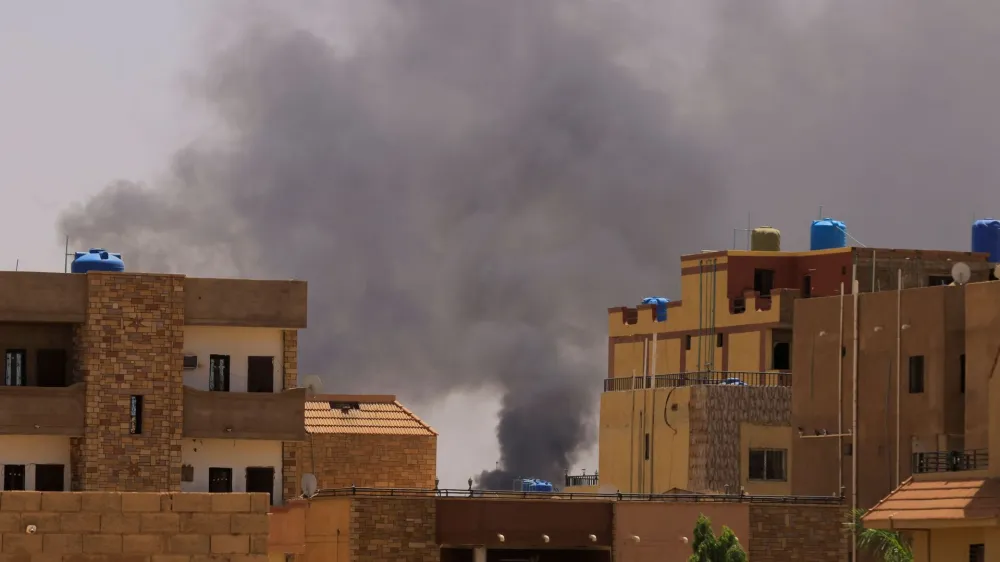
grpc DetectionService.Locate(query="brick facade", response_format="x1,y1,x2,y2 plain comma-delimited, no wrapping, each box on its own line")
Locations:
350,497,438,562
282,330,300,501
0,490,269,560
72,273,185,492
688,385,791,492
748,503,848,561
296,434,437,490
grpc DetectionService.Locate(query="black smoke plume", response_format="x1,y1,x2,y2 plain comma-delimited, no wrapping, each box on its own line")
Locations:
59,1,721,488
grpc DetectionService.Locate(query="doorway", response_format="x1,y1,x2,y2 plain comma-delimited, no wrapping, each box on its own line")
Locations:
246,467,275,505
36,349,68,387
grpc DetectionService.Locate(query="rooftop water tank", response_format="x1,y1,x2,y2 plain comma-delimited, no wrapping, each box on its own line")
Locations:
972,219,1000,262
641,297,670,322
750,226,781,252
810,218,848,251
71,248,125,274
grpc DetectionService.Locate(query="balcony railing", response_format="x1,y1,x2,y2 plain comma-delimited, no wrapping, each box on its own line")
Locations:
603,371,791,392
912,449,988,474
565,473,599,488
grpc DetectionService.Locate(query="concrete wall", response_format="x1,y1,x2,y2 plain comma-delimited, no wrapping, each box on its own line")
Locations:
182,326,284,392
965,282,1000,454
613,502,749,562
0,490,269,560
792,285,965,509
739,423,793,495
180,439,283,502
297,497,350,562
0,436,71,490
913,527,994,562
747,503,847,561
293,434,437,490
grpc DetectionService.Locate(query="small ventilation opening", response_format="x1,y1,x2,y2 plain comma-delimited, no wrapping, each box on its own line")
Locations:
330,401,360,413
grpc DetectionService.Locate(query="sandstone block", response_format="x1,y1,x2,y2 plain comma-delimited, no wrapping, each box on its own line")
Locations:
122,534,164,554
210,495,250,513
168,494,211,513
249,494,270,515
60,513,101,533
230,514,268,535
42,533,83,554
0,515,17,534
210,535,249,555
19,513,59,533
167,535,210,555
40,494,81,513
122,494,163,513
1,534,43,554
80,493,121,513
179,514,231,535
82,534,122,554
0,493,40,513
249,535,268,555
151,556,192,562
100,513,140,534
141,513,180,533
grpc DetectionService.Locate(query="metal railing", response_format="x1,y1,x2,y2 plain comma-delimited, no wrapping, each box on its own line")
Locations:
603,370,791,392
912,449,988,474
565,473,599,487
313,485,843,505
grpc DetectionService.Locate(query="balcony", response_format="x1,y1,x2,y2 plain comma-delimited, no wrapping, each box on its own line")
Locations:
912,449,988,474
0,383,85,436
565,472,599,488
183,386,306,441
603,370,791,392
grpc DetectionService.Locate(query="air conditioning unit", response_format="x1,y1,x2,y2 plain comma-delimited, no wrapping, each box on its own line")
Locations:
183,355,198,370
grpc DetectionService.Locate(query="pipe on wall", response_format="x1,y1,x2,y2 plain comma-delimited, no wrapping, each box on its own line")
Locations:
838,281,844,495
851,271,860,562
649,332,657,493
896,268,902,488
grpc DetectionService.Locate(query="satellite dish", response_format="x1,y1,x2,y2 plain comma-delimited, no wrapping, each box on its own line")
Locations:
951,262,972,285
301,473,318,498
301,375,324,397
993,264,1000,280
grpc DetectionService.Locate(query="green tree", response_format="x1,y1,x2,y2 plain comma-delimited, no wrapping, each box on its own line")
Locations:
847,508,913,562
688,514,748,562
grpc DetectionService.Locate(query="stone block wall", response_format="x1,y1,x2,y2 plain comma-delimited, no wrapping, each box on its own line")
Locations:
748,503,848,562
688,385,791,492
281,330,300,501
295,434,437,490
72,272,186,492
350,497,438,562
0,490,269,561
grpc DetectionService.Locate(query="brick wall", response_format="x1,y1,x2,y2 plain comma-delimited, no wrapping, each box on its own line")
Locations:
296,434,437,490
73,273,186,491
281,330,300,501
0,491,269,561
748,503,847,561
688,385,791,492
350,497,438,562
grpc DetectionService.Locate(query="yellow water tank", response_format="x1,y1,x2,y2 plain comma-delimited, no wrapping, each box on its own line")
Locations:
750,226,781,252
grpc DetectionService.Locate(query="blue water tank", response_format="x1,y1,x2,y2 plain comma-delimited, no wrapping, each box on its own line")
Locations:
810,218,848,251
641,297,670,322
972,219,1000,262
71,248,125,274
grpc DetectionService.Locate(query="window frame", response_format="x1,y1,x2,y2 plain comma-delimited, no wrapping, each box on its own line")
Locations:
748,448,788,482
129,395,144,435
209,354,231,392
4,349,27,387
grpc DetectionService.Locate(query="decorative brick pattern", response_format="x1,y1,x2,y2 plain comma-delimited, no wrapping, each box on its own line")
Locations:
281,330,300,501
688,386,791,492
748,503,848,561
72,273,186,492
350,497,438,562
295,434,437,490
0,491,269,561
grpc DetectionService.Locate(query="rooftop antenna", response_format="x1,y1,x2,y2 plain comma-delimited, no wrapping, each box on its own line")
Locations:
818,205,823,220
14,259,18,272
63,235,71,273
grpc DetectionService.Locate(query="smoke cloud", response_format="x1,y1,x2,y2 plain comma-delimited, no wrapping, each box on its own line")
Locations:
60,0,721,488
61,0,1000,487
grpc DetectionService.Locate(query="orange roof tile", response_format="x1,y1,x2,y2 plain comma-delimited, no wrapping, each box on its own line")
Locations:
863,477,1000,528
304,395,437,437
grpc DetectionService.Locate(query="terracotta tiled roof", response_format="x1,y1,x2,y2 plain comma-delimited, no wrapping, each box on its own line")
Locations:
863,477,1000,528
304,394,437,436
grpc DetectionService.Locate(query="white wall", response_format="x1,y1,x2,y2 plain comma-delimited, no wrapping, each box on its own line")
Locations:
180,438,283,503
0,435,71,490
182,326,284,392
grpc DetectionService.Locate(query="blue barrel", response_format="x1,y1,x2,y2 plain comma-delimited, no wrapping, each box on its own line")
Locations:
972,219,1000,262
810,218,848,251
641,297,670,322
71,248,125,273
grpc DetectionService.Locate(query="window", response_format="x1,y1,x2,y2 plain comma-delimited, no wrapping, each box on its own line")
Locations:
209,355,231,392
928,275,951,287
129,395,144,435
843,444,853,456
909,356,925,394
961,354,967,394
748,449,787,481
685,335,692,351
732,298,746,314
246,467,275,505
247,356,275,393
802,275,812,298
36,349,67,387
3,465,25,491
753,268,775,297
209,467,233,493
34,464,65,491
4,349,26,386
970,544,985,562
773,342,791,370
644,433,650,461
181,465,195,483
716,333,724,348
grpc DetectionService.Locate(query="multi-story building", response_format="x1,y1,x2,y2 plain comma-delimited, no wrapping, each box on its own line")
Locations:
592,236,992,495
